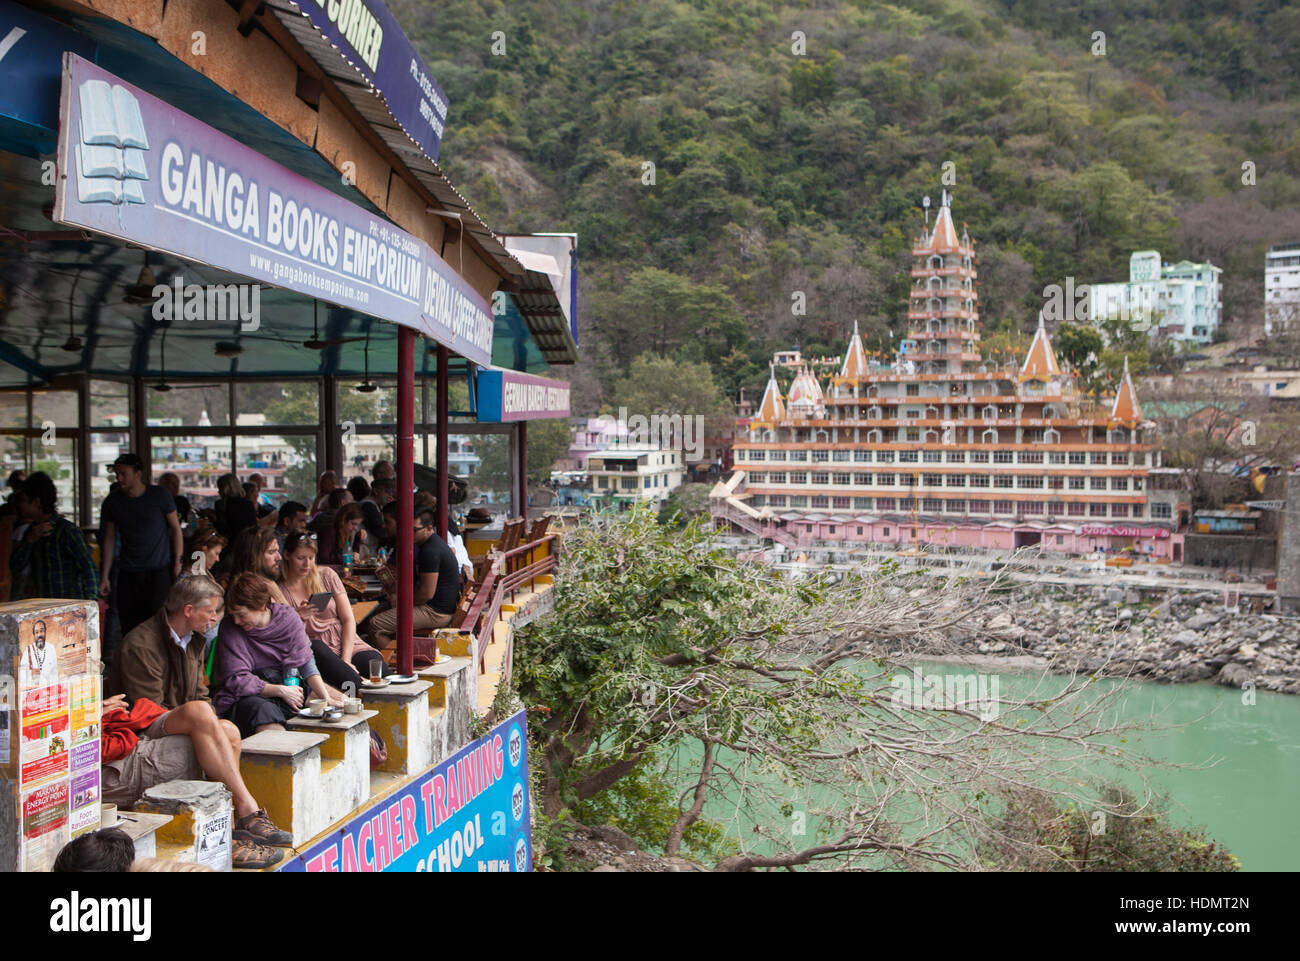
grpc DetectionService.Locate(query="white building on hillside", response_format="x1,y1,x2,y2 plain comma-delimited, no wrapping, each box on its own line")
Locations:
1089,250,1222,345
1265,242,1300,335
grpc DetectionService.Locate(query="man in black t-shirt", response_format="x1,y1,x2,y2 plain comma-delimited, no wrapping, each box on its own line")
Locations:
369,508,460,649
100,454,182,636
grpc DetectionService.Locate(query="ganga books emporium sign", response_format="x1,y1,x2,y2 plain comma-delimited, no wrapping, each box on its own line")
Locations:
279,711,531,872
53,54,492,367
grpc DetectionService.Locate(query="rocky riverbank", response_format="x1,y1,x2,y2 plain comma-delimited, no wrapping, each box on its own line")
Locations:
921,584,1300,695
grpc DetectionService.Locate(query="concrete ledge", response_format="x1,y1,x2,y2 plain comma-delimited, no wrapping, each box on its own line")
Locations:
363,681,433,776
238,731,332,845
136,780,233,871
286,711,377,826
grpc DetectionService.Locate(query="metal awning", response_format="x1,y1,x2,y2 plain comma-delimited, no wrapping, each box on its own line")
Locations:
264,0,525,285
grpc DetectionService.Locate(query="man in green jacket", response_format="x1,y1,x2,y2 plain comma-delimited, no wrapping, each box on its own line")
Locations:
10,472,98,601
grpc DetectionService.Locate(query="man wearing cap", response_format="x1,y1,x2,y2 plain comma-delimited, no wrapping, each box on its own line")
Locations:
99,454,183,637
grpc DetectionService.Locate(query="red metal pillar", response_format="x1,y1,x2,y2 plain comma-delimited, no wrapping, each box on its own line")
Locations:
517,421,528,521
396,328,415,676
436,345,449,540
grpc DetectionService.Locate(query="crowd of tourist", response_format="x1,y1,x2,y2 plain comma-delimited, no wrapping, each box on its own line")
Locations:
5,455,482,870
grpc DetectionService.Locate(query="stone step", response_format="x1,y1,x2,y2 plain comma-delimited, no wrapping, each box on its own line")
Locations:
134,780,235,872
237,729,330,846
285,709,379,828
418,656,474,764
417,655,475,707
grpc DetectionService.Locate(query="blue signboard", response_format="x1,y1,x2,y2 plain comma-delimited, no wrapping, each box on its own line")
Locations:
477,368,571,423
0,0,94,153
280,711,531,872
293,0,449,163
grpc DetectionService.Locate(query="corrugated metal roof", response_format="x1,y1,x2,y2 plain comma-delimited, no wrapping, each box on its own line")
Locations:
264,2,581,364
264,0,523,283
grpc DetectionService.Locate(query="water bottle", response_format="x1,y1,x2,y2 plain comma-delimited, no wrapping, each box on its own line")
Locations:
342,548,354,575
285,667,301,688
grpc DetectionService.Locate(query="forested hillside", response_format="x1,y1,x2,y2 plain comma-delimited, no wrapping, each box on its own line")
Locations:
392,0,1300,412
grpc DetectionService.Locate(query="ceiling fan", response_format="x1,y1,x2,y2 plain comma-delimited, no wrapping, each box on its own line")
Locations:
304,300,366,350
123,251,159,305
355,324,377,393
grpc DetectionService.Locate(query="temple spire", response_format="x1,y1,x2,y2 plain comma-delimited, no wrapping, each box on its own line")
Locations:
840,319,868,379
1110,355,1142,425
1020,312,1061,381
756,363,785,424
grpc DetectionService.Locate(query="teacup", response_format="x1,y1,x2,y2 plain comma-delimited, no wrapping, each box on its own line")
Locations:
307,698,327,716
344,697,362,715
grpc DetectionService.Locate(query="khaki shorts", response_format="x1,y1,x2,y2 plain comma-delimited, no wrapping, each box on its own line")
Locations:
101,712,204,808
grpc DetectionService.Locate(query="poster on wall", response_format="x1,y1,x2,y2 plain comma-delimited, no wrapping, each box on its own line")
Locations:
68,675,101,837
279,710,532,873
21,779,70,872
20,682,68,788
195,808,232,872
16,606,92,686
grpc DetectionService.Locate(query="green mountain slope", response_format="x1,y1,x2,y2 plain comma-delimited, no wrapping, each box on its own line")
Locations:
393,0,1300,409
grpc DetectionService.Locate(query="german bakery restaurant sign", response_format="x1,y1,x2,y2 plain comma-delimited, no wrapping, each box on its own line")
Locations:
53,54,491,366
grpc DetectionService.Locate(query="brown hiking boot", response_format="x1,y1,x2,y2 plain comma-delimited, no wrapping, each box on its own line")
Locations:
232,837,283,870
233,808,293,847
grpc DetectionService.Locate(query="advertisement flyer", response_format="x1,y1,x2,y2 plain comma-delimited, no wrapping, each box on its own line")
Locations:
21,779,70,872
195,808,231,871
67,676,102,836
69,675,99,743
70,766,100,836
20,682,68,788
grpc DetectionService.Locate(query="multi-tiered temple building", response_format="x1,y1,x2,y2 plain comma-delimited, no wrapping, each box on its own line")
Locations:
714,193,1186,561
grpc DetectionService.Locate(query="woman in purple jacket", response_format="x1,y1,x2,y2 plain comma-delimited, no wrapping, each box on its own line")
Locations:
212,572,344,737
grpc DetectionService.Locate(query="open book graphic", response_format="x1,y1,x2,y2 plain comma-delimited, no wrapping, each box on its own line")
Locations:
75,79,150,206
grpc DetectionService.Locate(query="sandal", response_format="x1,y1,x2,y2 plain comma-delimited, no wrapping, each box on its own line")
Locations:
232,836,284,870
